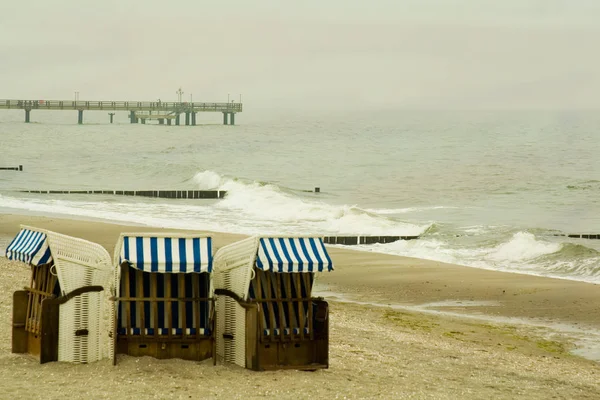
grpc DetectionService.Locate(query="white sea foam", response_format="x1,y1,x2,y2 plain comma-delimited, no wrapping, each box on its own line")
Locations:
461,225,490,234
0,171,429,237
364,206,458,215
343,231,600,283
487,232,562,262
193,170,226,189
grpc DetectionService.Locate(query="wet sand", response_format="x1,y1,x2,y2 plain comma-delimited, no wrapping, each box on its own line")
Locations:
1,213,600,399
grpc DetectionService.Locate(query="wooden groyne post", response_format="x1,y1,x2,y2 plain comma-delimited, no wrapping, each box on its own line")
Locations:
0,165,23,171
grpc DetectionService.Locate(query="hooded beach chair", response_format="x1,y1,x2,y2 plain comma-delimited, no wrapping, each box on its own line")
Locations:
111,233,214,364
7,226,112,363
212,236,333,371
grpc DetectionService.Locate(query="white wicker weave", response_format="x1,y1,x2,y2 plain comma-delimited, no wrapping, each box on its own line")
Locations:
45,231,113,363
213,237,259,367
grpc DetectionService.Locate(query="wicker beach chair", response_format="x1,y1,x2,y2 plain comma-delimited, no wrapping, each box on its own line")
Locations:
8,226,112,363
111,233,214,364
212,236,334,371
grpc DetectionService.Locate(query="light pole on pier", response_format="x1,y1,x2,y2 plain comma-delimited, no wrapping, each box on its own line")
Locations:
176,87,184,103
74,91,79,101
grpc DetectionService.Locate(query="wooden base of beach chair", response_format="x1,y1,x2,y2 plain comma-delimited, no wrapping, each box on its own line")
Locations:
244,299,329,371
115,338,212,361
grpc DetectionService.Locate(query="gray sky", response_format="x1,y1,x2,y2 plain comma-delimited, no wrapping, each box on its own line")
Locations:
1,1,599,110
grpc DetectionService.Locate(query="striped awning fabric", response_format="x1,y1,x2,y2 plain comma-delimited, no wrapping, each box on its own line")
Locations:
120,236,213,273
5,228,53,265
256,237,334,272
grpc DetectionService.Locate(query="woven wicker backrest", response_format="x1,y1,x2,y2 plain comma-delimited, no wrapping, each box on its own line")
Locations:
45,231,112,363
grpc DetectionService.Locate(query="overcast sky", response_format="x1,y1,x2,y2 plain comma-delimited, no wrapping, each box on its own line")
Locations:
1,1,599,111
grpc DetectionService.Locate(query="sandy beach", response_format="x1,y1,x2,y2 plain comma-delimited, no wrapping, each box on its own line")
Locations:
1,213,600,399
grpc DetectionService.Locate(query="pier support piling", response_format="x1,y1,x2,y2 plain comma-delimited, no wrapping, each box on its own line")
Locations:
175,114,180,126
222,112,228,125
185,112,190,126
108,113,115,123
25,109,30,123
167,119,172,126
78,110,84,125
129,111,137,124
191,112,196,126
141,118,146,124
158,118,164,125
230,112,235,125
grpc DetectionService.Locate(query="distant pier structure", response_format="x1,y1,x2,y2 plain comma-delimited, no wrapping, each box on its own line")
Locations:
0,99,242,125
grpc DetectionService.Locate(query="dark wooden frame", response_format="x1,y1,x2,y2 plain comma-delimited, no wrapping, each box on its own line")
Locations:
112,262,214,364
215,270,329,371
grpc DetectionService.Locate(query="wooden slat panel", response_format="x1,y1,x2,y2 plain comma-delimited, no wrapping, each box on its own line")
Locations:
150,273,158,337
245,297,311,302
192,274,200,340
12,291,29,354
179,274,186,336
293,273,305,341
117,297,209,301
261,271,276,341
24,286,51,297
250,274,265,335
273,273,285,342
284,273,297,341
166,273,172,339
27,267,42,333
303,273,314,340
25,267,35,333
40,299,59,364
32,265,45,334
123,265,132,335
136,269,145,337
45,265,56,296
42,265,55,334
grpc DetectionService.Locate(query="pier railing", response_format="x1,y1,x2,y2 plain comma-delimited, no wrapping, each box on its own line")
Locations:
0,99,242,112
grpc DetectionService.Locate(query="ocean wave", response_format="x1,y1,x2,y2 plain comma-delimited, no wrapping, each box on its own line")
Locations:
566,180,600,191
4,169,598,283
191,170,430,235
487,232,562,262
193,170,228,189
364,206,459,215
0,169,430,237
346,230,600,283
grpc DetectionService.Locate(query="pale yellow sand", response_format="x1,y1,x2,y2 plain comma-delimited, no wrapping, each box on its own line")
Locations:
1,214,600,399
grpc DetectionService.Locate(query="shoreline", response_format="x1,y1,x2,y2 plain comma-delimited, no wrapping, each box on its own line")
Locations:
2,212,600,329
2,212,600,398
2,204,597,286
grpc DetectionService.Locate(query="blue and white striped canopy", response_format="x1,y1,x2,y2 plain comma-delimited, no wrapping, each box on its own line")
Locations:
5,228,53,265
256,237,334,272
120,236,213,273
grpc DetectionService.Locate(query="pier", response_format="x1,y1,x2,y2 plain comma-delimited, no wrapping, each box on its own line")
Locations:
0,99,242,125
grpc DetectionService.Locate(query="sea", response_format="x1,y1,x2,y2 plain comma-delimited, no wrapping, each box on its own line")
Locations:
1,108,599,284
